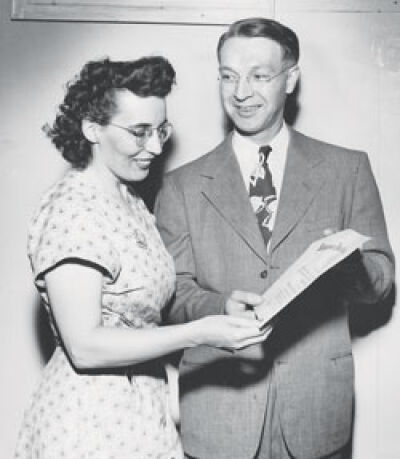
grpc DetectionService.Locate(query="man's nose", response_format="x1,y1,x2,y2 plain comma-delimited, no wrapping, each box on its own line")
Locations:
234,76,254,100
145,131,163,155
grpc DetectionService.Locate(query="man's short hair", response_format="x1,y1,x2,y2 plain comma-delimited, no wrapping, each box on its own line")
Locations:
217,17,300,65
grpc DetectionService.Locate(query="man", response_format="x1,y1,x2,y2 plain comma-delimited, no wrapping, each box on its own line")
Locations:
155,18,394,459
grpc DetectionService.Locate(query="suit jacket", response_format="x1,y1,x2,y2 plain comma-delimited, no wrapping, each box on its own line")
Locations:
154,129,394,459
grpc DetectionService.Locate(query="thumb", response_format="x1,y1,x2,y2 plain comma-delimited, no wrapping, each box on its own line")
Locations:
230,290,263,306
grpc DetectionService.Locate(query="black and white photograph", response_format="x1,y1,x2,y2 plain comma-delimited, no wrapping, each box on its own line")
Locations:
1,1,399,458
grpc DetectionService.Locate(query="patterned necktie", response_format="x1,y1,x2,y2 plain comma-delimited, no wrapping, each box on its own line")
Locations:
249,145,277,245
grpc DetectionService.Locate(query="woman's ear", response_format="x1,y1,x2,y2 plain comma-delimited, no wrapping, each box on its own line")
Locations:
81,119,99,144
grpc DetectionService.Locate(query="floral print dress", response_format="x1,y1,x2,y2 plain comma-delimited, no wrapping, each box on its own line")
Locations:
15,169,183,459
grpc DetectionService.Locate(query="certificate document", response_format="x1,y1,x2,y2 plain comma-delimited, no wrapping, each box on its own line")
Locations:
255,229,370,327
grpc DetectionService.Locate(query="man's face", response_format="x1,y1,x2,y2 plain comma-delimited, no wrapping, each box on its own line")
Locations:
218,36,299,143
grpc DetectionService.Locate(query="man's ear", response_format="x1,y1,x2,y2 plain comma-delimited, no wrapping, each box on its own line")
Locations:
285,65,300,95
81,119,99,144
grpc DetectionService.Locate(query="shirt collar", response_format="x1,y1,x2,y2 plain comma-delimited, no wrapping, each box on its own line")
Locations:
232,123,289,160
269,122,289,158
232,123,289,191
232,130,260,160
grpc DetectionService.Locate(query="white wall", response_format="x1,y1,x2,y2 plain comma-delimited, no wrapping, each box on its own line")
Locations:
1,3,399,458
277,13,400,458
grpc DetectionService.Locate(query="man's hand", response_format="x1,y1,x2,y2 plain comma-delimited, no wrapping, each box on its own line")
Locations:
225,290,264,319
323,227,363,276
323,227,371,301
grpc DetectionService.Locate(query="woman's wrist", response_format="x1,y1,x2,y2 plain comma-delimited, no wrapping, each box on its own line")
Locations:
183,318,207,348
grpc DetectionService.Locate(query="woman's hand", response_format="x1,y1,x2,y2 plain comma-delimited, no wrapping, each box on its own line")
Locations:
192,315,272,351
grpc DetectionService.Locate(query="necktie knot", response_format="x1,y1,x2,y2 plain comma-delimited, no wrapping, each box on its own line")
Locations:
258,145,272,166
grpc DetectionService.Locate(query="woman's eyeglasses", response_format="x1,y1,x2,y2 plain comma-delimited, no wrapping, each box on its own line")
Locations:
109,121,173,148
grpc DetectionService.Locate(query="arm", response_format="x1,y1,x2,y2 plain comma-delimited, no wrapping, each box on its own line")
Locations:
155,175,225,323
155,175,262,323
339,152,395,303
45,262,267,370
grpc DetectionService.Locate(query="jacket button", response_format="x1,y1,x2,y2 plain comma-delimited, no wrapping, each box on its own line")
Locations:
260,269,268,279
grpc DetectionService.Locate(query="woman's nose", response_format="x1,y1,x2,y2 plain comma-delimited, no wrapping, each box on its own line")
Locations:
145,131,163,155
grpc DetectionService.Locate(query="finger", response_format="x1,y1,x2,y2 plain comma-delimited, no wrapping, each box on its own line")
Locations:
226,309,256,319
237,323,273,344
230,290,264,306
237,310,258,320
234,326,269,343
226,301,247,312
235,335,266,350
237,330,272,349
227,316,263,328
260,326,273,339
258,319,273,330
220,347,235,354
225,302,249,317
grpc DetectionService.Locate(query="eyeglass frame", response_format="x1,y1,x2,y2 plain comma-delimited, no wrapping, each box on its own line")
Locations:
108,120,173,148
218,64,296,90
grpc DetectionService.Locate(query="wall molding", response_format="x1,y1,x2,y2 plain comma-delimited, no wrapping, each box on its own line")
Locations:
11,0,400,23
11,0,273,24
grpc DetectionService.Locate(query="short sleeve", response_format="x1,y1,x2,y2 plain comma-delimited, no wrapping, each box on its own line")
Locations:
28,195,121,288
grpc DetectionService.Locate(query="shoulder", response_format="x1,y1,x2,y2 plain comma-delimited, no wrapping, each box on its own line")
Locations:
30,171,98,223
163,137,230,187
28,171,121,282
291,129,369,168
28,171,105,252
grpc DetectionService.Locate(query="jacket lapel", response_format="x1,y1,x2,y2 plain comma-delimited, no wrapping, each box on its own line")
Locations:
270,129,325,253
199,130,325,261
200,137,269,264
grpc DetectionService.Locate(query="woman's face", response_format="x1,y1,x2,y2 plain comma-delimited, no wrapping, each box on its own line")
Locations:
94,89,168,183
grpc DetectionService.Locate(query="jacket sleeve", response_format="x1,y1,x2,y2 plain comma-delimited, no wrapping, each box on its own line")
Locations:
343,152,395,303
154,174,227,324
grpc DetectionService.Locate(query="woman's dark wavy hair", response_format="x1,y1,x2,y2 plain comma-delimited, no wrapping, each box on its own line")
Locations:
45,56,176,168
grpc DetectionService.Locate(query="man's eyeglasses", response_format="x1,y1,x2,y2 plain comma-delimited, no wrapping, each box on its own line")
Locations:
109,121,173,148
218,65,295,90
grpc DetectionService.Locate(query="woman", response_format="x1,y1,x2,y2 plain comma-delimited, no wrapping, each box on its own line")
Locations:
15,56,267,458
